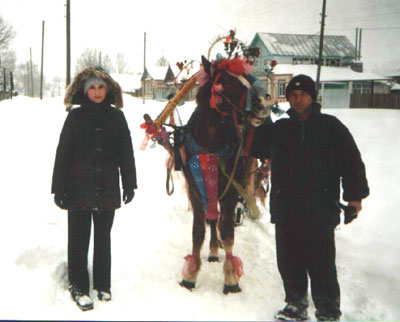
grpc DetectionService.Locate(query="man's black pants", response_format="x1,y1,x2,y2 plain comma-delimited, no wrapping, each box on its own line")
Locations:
68,210,115,294
275,221,341,318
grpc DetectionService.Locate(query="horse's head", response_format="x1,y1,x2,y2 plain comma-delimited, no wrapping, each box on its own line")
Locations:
197,55,271,129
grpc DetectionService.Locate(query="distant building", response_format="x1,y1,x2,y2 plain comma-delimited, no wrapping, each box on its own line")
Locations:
141,65,176,100
250,32,396,108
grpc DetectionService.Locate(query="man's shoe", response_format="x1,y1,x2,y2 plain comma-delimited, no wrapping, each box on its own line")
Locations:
315,312,341,321
98,290,112,302
69,285,93,311
274,303,310,321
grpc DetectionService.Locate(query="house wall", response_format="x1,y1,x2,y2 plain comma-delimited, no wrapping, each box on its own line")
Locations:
321,83,350,108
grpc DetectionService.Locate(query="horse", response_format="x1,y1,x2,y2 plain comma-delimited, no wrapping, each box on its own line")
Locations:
177,55,271,294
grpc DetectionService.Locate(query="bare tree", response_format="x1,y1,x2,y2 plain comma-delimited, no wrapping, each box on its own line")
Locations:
0,49,16,71
75,48,114,73
102,54,114,73
75,48,99,73
115,52,128,74
13,61,44,96
156,55,169,67
0,15,16,51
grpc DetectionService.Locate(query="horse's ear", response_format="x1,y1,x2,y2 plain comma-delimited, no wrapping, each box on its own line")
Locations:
201,55,211,76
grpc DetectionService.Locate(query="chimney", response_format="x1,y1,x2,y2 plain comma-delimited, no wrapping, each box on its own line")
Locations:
351,27,363,72
351,61,363,73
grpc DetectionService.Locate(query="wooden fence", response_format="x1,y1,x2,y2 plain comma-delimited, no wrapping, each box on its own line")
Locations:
350,93,400,109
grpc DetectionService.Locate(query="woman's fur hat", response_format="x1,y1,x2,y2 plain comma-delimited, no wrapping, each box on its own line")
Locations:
64,66,123,109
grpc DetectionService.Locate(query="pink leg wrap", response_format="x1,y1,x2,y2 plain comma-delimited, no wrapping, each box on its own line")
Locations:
226,252,244,278
182,253,200,276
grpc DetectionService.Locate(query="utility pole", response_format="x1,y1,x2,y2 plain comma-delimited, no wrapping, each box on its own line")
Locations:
26,63,30,96
40,20,45,99
30,47,34,97
10,72,14,100
315,0,327,100
2,68,6,99
358,28,362,60
143,32,146,104
66,0,71,87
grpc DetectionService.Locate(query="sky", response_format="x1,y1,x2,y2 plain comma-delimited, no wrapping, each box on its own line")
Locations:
0,95,399,320
1,0,400,80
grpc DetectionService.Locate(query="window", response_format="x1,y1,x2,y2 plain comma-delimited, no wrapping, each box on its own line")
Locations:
324,58,341,67
145,82,152,94
353,83,371,94
278,80,286,97
292,57,314,65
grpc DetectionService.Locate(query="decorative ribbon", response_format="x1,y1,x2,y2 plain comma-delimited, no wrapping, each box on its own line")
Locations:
188,154,219,220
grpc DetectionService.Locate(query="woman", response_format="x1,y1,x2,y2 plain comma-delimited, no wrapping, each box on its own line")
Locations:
52,66,137,311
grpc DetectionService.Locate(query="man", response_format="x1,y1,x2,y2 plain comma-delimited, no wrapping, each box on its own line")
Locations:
252,74,369,321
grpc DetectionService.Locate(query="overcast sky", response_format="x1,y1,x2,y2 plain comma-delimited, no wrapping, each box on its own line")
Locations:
1,0,400,80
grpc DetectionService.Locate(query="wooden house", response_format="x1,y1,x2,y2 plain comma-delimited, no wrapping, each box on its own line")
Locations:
141,65,176,100
249,32,395,108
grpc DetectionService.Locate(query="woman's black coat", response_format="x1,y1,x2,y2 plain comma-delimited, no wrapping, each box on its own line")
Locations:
252,106,369,225
52,97,137,211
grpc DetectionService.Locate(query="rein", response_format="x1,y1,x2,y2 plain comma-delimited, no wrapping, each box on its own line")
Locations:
218,136,243,201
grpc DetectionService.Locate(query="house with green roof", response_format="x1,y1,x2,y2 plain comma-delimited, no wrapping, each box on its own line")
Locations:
250,32,395,108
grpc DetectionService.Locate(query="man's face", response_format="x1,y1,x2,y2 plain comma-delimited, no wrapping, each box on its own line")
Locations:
288,90,313,116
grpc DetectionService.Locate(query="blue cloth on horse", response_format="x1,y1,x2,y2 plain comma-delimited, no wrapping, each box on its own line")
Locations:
188,154,208,213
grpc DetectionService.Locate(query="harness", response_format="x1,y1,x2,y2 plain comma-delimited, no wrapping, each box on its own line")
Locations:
165,58,268,220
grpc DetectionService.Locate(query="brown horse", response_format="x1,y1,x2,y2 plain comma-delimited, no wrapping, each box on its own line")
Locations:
178,55,270,293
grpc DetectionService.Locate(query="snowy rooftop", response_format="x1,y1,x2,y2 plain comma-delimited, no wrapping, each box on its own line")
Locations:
272,64,391,82
255,32,356,58
143,66,172,81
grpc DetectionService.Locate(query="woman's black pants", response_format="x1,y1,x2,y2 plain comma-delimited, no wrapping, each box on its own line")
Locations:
68,210,115,294
275,221,341,318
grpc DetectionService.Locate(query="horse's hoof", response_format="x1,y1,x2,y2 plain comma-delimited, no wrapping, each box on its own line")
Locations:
208,256,219,262
223,284,242,294
180,280,195,290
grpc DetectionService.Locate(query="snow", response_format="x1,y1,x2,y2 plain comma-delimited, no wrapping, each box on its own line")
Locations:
0,95,399,321
111,73,143,94
272,64,390,82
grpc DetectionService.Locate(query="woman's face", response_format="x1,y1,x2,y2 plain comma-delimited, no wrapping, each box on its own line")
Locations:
87,83,107,103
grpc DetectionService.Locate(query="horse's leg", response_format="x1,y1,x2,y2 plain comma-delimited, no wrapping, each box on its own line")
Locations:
219,191,243,294
208,219,220,262
180,184,205,290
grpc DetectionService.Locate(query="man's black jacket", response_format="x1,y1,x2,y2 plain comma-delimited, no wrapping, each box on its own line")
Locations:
252,106,369,225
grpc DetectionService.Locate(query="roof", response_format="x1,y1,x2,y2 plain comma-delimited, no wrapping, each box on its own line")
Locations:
272,64,391,82
254,32,356,58
391,83,400,91
141,66,174,81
